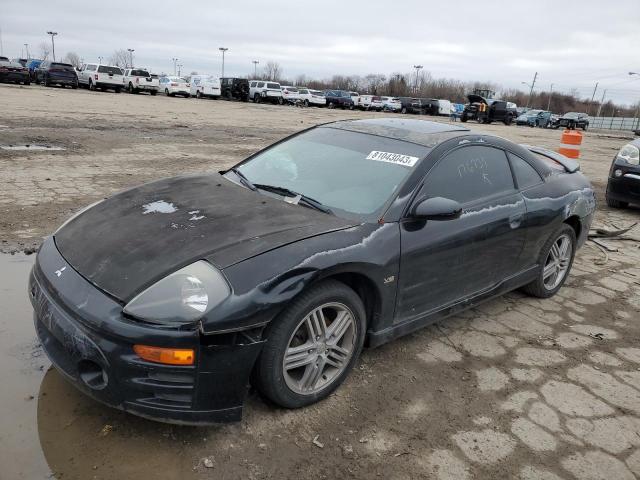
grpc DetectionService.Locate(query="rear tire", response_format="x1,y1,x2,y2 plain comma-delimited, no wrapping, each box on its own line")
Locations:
89,79,95,91
401,107,407,114
196,90,202,99
150,90,157,96
254,93,261,103
303,99,309,107
165,88,170,96
522,224,576,298
254,280,366,409
278,97,284,105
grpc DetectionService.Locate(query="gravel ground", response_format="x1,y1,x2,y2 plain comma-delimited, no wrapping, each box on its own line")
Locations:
2,83,640,480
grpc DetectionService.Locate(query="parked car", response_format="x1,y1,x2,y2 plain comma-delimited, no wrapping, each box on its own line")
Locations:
0,58,30,85
325,90,354,109
398,97,422,114
605,139,640,208
350,91,360,106
190,75,221,99
77,64,123,92
25,59,43,81
281,86,300,104
421,99,451,116
12,58,28,67
553,112,589,130
31,118,595,425
461,94,516,125
516,109,553,128
357,95,384,111
35,61,78,88
381,96,402,112
123,69,159,95
249,80,283,104
297,88,326,107
220,78,249,101
159,76,190,97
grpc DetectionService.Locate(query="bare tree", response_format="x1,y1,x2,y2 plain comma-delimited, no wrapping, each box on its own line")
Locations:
64,51,81,68
38,42,50,61
263,61,282,81
109,49,130,68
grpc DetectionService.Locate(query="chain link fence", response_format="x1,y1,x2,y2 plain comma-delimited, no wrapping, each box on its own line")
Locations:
590,116,640,131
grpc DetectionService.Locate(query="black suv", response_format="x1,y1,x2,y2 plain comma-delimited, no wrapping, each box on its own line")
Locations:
398,97,422,114
553,112,589,130
325,90,354,109
220,78,249,101
461,94,515,125
35,61,78,88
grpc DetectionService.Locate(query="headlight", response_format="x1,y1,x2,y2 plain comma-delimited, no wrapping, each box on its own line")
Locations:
618,143,640,165
123,261,230,325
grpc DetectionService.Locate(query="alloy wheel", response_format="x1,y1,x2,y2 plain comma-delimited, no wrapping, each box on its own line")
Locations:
283,302,356,395
543,233,572,290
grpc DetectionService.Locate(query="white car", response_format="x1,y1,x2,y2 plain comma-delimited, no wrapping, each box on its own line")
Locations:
297,88,326,107
350,91,360,106
122,68,159,95
77,63,124,92
357,95,384,111
249,80,283,104
281,85,300,104
159,76,191,97
381,96,402,112
190,75,221,99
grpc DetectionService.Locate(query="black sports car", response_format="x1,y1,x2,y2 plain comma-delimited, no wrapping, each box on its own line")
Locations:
30,119,596,424
605,139,640,208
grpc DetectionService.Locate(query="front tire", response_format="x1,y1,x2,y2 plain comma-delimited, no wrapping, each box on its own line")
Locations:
254,93,261,103
522,224,576,298
254,280,366,409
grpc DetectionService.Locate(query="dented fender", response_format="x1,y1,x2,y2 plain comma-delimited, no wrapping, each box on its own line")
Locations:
199,222,401,335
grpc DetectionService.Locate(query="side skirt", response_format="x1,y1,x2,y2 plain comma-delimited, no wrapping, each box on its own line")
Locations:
366,266,539,348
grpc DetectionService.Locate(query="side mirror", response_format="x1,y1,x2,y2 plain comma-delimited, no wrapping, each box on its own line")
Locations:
411,196,462,220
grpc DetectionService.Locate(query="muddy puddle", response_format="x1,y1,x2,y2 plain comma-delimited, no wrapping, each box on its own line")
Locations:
0,253,226,480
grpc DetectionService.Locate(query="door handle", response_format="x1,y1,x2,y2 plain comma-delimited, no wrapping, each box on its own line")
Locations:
509,213,524,229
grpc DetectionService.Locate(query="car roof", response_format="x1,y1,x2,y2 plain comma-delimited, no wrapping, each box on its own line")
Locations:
322,118,469,148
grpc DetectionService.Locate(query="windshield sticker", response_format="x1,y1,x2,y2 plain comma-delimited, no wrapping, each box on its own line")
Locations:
366,151,419,167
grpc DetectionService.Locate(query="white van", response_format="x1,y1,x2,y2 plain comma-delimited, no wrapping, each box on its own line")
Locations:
191,75,221,99
437,99,452,115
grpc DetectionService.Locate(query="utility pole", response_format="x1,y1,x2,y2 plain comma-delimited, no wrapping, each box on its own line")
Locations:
524,71,537,108
596,89,607,118
546,83,554,111
219,47,228,78
127,48,134,68
252,60,259,78
172,57,178,75
24,43,30,59
0,26,3,57
177,64,183,77
46,31,58,61
413,65,423,94
587,82,598,115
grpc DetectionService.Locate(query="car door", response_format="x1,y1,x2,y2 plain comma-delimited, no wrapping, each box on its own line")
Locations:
395,144,526,323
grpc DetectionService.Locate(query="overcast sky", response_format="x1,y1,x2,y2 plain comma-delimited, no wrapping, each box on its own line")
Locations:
2,0,639,105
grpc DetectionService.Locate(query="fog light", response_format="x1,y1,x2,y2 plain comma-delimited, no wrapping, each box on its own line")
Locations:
614,169,623,177
134,345,195,365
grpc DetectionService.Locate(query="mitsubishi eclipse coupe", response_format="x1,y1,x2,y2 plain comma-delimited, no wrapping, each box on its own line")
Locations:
30,118,595,424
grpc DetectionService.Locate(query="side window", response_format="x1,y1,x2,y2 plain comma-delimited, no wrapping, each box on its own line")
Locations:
257,82,264,88
250,81,256,87
508,153,543,190
422,146,515,204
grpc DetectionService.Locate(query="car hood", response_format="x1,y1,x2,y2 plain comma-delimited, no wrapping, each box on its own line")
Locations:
54,174,356,302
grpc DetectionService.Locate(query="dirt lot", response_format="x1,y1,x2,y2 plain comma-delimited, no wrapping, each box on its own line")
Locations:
2,83,640,480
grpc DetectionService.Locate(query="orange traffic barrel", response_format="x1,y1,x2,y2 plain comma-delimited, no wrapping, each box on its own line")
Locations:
558,129,582,159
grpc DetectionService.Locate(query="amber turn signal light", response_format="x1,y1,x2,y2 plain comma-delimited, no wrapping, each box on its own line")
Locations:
133,345,195,365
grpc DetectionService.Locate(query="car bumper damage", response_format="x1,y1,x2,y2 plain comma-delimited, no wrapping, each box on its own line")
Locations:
30,237,264,425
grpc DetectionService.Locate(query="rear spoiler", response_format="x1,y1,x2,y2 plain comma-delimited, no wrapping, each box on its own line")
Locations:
520,144,580,173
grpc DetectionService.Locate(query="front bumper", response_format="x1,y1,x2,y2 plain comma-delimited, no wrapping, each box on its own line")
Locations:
30,237,264,425
607,172,640,205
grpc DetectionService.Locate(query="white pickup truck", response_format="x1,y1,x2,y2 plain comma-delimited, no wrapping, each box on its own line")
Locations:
122,68,159,95
77,63,124,92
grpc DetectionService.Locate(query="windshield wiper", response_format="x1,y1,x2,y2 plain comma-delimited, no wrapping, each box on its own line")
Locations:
253,184,333,215
229,167,257,191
